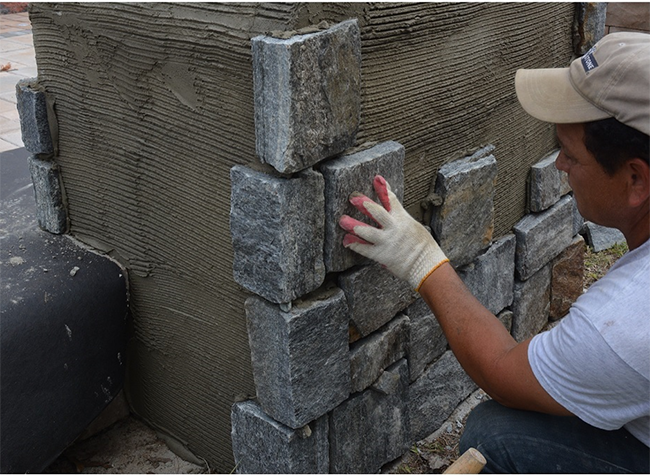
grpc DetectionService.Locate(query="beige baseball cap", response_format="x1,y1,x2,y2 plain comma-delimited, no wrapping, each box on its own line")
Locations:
515,32,650,136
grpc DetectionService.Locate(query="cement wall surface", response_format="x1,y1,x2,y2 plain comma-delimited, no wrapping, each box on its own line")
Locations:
28,3,576,471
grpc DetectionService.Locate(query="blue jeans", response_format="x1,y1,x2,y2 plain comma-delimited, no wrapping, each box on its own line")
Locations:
459,400,650,473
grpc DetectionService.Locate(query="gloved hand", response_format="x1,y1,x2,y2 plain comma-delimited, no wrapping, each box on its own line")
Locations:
339,175,449,291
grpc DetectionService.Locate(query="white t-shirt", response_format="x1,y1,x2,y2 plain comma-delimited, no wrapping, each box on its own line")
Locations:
529,239,650,447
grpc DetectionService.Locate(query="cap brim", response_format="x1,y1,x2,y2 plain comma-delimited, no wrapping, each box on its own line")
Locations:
515,68,611,124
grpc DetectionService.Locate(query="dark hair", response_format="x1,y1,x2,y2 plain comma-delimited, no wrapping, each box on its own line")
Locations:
583,118,649,176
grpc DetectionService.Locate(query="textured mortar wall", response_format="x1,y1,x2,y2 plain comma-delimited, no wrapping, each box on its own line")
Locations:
28,3,575,471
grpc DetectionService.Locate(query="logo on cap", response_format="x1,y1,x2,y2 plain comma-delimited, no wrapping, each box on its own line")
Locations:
581,51,599,73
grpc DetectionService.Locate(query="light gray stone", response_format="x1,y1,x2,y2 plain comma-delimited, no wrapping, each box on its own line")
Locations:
321,141,405,273
404,297,446,382
430,146,497,268
252,20,361,173
529,151,563,212
16,78,55,156
339,263,417,340
244,286,350,429
457,234,515,315
511,264,551,342
230,165,325,304
231,400,329,474
350,315,410,393
513,195,574,281
329,359,410,474
409,350,477,442
28,156,68,234
584,222,626,252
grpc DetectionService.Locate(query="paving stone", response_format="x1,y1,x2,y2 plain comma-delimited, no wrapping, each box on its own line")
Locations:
231,400,329,474
584,221,626,252
430,145,497,268
511,264,551,342
550,235,585,320
244,286,350,429
529,151,563,212
339,262,417,340
230,165,325,304
329,359,410,474
28,155,67,234
404,297,446,382
513,195,574,281
575,2,607,54
16,78,55,156
349,314,410,393
252,20,361,173
321,141,405,273
457,234,515,315
409,350,477,442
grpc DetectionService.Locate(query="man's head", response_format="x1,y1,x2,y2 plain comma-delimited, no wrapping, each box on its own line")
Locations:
516,32,649,174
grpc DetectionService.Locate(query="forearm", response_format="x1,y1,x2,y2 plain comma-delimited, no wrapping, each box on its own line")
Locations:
419,262,520,402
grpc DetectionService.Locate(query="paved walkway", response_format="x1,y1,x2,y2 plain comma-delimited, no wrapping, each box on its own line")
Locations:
0,11,34,152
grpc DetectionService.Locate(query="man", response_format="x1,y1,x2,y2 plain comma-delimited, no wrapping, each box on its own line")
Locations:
339,32,649,473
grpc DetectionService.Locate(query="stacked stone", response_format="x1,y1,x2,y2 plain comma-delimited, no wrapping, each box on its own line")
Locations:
229,20,587,474
512,150,586,336
15,78,67,234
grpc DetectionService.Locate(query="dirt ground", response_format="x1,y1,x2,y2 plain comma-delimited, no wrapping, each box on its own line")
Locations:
44,243,624,474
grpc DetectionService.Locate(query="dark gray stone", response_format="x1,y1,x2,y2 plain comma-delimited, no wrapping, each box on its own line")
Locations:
244,286,350,429
404,297,446,382
252,20,361,173
511,264,551,342
529,151,562,212
321,141,405,273
230,165,325,304
430,146,497,268
457,234,515,315
28,156,68,234
513,195,574,281
339,263,417,340
231,400,329,474
584,221,626,252
349,315,410,393
16,78,55,156
572,196,585,236
409,351,477,442
329,359,410,474
497,309,514,334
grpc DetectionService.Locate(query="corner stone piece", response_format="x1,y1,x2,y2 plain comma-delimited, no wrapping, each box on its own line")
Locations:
514,195,574,281
230,165,325,304
329,359,410,474
529,151,569,212
16,78,55,156
409,350,477,442
321,141,405,273
430,146,497,268
231,400,329,474
252,19,361,173
244,286,350,429
28,156,68,234
457,234,515,315
339,262,417,339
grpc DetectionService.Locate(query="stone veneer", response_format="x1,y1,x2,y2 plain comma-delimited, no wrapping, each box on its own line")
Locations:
228,20,588,474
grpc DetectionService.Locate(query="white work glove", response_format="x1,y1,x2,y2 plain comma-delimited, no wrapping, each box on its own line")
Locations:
339,175,449,291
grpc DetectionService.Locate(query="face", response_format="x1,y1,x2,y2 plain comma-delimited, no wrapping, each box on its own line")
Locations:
555,123,627,228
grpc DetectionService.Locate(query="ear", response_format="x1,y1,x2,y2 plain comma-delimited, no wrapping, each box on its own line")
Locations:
625,158,650,208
